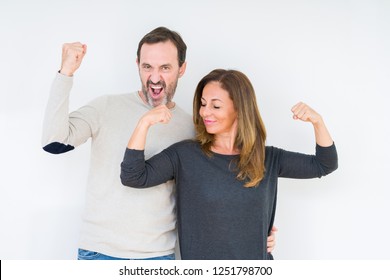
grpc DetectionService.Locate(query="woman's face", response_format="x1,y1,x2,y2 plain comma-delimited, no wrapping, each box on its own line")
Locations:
199,81,238,136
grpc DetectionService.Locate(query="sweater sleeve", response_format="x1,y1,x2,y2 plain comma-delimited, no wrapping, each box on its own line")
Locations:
120,148,175,188
41,73,103,154
277,143,338,179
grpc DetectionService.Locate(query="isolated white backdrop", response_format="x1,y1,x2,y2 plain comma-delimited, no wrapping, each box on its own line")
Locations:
0,0,389,259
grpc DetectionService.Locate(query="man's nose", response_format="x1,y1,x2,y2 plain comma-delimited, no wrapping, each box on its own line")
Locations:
149,70,161,84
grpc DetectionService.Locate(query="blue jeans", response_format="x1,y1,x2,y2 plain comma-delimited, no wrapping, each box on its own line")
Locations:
77,248,175,260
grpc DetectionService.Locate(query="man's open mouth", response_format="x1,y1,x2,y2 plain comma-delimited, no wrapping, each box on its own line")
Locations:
150,85,163,97
147,80,166,99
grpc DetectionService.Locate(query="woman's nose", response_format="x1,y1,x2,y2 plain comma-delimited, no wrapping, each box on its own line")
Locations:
200,106,210,117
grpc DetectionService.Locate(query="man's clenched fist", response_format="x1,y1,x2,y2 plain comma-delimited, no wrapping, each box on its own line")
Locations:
60,42,87,76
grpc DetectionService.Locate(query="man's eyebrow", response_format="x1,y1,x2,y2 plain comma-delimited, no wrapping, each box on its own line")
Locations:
140,63,173,68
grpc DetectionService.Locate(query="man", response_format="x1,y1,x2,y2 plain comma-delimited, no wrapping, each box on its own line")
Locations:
42,27,276,260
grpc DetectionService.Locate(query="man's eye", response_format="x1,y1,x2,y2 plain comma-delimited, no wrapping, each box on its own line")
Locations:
214,106,220,109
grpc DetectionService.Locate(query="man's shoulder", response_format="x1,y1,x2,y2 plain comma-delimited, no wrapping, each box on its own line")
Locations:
103,91,138,101
171,104,192,124
92,91,143,107
171,101,189,113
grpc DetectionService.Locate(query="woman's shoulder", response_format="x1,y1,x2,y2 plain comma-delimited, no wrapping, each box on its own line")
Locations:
265,145,280,154
265,145,288,160
170,139,199,149
163,139,201,158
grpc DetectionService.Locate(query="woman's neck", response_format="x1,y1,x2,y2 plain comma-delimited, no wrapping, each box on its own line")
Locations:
211,135,240,155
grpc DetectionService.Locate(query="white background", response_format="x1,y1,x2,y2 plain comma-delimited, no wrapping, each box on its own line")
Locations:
0,0,389,260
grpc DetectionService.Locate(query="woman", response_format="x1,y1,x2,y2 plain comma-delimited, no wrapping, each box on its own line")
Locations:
121,69,338,260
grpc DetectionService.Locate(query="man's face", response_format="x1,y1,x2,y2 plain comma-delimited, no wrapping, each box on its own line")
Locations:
138,41,186,107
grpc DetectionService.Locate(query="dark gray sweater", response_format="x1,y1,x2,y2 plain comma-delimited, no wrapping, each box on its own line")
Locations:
121,140,338,260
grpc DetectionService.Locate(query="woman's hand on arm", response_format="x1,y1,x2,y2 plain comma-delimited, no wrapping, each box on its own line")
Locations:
127,104,172,150
291,102,334,147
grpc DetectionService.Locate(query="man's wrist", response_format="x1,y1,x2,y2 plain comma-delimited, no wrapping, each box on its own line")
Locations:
58,69,73,77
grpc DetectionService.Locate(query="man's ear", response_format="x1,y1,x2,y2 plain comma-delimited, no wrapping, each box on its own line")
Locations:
178,61,187,78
